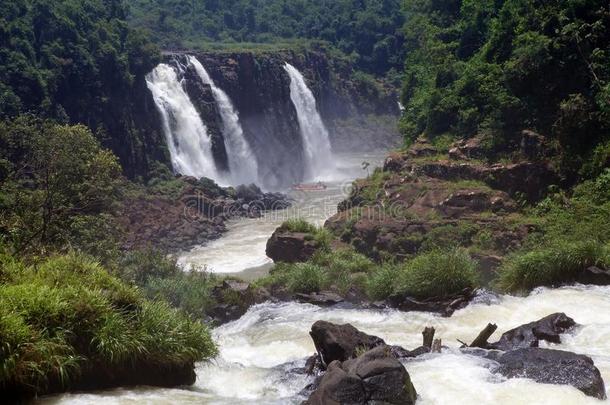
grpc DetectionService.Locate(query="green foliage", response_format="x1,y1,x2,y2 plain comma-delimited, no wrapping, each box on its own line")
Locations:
358,169,392,204
0,252,216,393
128,0,406,75
400,0,610,175
280,219,332,251
260,247,376,294
366,263,400,300
397,248,479,299
117,249,217,318
286,263,325,294
498,240,608,292
0,117,123,254
282,219,318,234
0,0,160,122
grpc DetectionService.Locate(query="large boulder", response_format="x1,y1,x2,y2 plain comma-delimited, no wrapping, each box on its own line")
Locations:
495,348,606,399
304,346,417,405
577,266,610,286
490,313,576,351
209,280,255,324
309,321,386,366
266,229,319,263
308,321,424,367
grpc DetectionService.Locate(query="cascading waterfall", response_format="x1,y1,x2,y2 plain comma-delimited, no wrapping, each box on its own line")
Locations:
187,56,259,185
284,63,334,180
146,63,223,182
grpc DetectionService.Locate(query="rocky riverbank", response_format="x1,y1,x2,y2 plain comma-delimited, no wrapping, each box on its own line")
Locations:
118,178,290,253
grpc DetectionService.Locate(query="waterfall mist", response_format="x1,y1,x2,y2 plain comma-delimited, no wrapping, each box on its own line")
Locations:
284,63,334,181
145,63,223,182
187,56,259,185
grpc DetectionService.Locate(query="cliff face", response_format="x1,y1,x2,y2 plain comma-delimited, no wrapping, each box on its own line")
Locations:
131,49,400,187
97,76,169,179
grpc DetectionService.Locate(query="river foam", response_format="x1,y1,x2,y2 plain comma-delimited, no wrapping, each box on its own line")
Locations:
44,285,610,404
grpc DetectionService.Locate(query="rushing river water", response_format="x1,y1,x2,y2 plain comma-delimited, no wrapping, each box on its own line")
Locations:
43,152,610,404
177,151,384,276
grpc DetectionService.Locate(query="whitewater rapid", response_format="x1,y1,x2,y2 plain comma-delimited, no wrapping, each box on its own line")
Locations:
45,285,610,404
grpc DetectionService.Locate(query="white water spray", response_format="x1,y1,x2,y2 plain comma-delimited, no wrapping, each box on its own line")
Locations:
146,64,222,182
284,63,334,180
187,56,259,185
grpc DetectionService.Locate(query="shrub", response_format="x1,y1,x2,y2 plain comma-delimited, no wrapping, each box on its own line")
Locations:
498,240,608,292
397,249,479,299
118,249,181,286
281,218,318,234
286,263,325,294
309,248,375,293
0,253,216,394
366,263,400,300
144,270,216,317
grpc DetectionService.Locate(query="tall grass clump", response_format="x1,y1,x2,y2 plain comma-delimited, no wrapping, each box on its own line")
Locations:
281,219,318,234
312,249,376,293
117,249,217,318
286,263,325,294
366,263,400,300
280,219,332,251
0,252,217,396
397,248,479,299
498,240,608,292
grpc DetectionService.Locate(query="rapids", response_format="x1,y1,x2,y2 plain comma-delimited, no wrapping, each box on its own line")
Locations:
42,152,610,405
44,286,610,404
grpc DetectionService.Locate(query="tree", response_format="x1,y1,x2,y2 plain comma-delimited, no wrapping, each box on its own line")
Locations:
0,116,122,253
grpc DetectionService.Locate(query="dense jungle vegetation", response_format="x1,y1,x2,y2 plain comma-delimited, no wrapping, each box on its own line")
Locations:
128,0,406,75
400,0,610,177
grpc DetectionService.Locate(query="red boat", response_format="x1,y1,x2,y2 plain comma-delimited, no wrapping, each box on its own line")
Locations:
291,182,328,191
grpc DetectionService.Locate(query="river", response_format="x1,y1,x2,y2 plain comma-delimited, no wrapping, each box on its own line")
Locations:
43,152,610,404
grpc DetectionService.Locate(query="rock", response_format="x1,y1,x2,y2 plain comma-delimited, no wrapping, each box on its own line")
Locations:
303,346,417,405
383,151,407,172
309,321,386,365
490,313,576,351
209,280,256,324
495,348,606,399
448,146,467,160
408,137,437,158
266,229,319,263
388,288,475,316
450,137,488,160
577,266,610,286
296,291,344,306
520,129,549,159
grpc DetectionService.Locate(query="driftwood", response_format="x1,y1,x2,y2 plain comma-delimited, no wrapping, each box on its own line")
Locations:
469,323,498,349
431,339,442,353
422,327,436,349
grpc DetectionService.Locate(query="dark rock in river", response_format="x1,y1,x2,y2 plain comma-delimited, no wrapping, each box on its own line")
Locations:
296,291,345,306
310,321,386,366
209,280,255,324
303,346,417,405
495,348,606,399
388,288,476,317
309,321,427,368
489,312,576,351
266,229,320,263
578,266,610,286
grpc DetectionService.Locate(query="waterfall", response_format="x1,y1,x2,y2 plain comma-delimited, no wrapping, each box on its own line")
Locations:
145,63,223,182
284,63,334,180
187,56,259,185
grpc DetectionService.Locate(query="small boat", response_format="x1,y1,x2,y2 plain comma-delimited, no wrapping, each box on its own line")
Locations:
292,182,328,191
